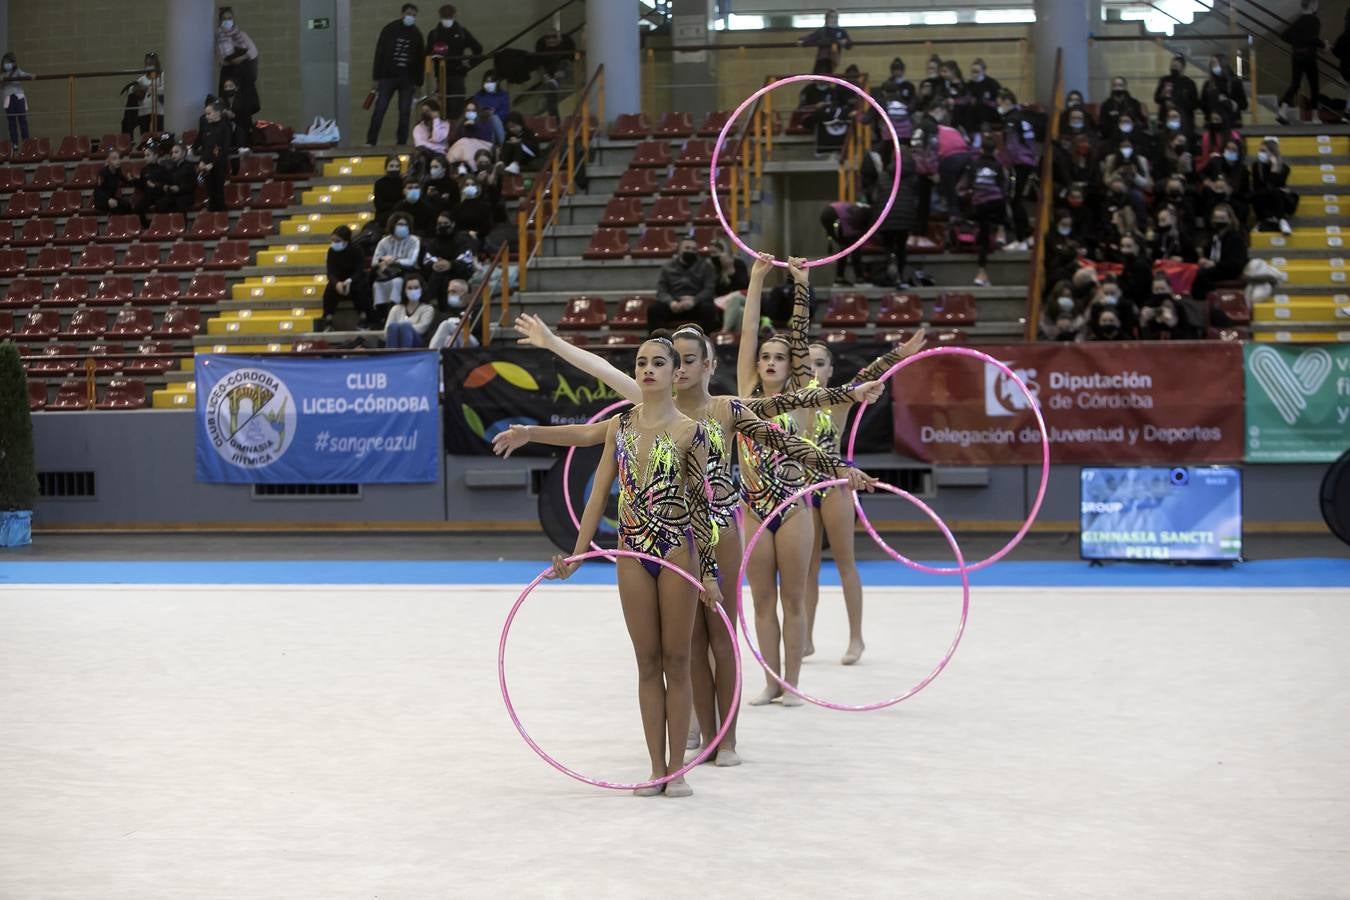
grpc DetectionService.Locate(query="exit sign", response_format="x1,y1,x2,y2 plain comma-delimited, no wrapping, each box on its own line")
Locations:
307,17,331,29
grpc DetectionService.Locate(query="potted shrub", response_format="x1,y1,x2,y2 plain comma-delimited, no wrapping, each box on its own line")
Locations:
0,342,37,547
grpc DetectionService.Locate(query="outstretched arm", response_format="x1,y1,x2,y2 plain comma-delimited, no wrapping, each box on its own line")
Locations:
684,425,724,606
492,420,610,457
852,328,927,384
744,379,883,418
550,418,619,579
737,252,775,395
514,313,642,402
785,257,813,389
728,399,875,492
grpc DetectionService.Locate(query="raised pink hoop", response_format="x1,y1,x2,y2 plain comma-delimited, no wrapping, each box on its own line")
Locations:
499,549,742,790
845,346,1050,574
561,399,633,554
710,74,901,268
736,478,970,712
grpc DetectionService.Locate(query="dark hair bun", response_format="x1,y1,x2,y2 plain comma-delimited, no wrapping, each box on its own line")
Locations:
648,328,675,341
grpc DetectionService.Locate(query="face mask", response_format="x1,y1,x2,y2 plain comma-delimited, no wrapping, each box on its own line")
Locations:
484,81,497,93
1122,245,1137,256
1159,219,1172,231
331,240,347,252
1068,98,1081,108
146,65,157,73
406,188,421,202
1102,294,1119,307
465,110,478,122
1070,121,1084,131
1112,88,1126,97
681,251,699,265
1223,151,1239,163
1099,325,1120,338
437,222,453,234
1171,67,1182,76
972,72,985,82
1119,123,1134,134
442,18,454,27
1211,65,1223,76
1166,119,1181,131
475,158,491,170
1257,151,1270,164
430,165,445,178
394,223,411,239
1057,296,1074,311
1213,219,1230,230
406,288,422,301
461,184,480,199
386,167,400,176
221,18,234,30
1,63,12,73
403,15,416,26
1058,224,1073,237
1121,147,1134,159
998,106,1011,118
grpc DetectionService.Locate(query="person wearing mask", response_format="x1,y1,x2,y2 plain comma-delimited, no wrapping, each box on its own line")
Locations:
1117,233,1153,308
1279,0,1327,124
648,237,719,333
367,4,427,147
392,175,439,236
1103,173,1148,232
320,226,374,332
422,210,478,310
1138,291,1189,340
1334,11,1350,122
1151,206,1197,262
1098,78,1144,143
1201,54,1247,126
534,20,576,118
997,89,1040,251
374,156,407,227
938,60,977,134
425,5,482,119
1156,102,1197,158
1,52,33,145
162,142,197,214
384,274,437,348
968,58,1003,127
1046,210,1082,263
1202,139,1251,223
962,144,1008,287
1155,126,1198,183
1060,184,1096,255
1113,112,1154,160
1159,176,1200,229
498,112,540,174
450,173,494,238
807,77,854,154
798,9,852,75
1251,139,1295,233
1199,109,1239,160
413,98,451,159
218,76,253,158
216,7,260,116
471,69,510,144
1154,55,1199,125
1057,90,1097,136
917,55,943,112
1084,304,1126,342
194,100,233,212
427,288,480,349
1103,137,1154,194
1192,203,1247,299
422,154,460,211
872,57,917,141
454,99,496,145
1040,281,1085,341
93,149,130,214
136,52,166,136
371,212,422,320
133,142,170,226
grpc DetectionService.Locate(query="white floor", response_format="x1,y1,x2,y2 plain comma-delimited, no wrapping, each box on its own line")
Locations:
1,582,1348,899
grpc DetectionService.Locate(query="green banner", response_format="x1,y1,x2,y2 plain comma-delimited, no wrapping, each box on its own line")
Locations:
1244,343,1350,462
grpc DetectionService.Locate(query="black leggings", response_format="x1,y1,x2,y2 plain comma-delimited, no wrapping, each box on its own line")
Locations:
1282,53,1320,108
323,282,373,320
974,201,1005,268
1010,164,1035,241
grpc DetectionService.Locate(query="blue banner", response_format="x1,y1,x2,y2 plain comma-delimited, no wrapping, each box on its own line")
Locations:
195,353,440,484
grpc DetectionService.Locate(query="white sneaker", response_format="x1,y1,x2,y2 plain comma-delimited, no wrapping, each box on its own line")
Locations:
1279,218,1292,235
504,161,521,175
973,275,991,287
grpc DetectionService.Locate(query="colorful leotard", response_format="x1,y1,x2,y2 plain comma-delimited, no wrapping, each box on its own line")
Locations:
613,408,719,582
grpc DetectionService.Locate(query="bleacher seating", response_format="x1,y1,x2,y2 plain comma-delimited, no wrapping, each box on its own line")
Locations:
600,196,644,227
610,296,652,329
608,114,652,140
877,293,923,325
51,276,90,304
615,168,659,197
143,213,186,241
96,378,147,410
653,112,694,138
822,293,870,326
71,244,115,274
631,227,680,259
697,110,731,137
62,308,108,339
931,292,977,326
630,140,672,168
646,196,690,225
51,135,93,162
558,296,607,329
48,376,92,410
582,228,630,260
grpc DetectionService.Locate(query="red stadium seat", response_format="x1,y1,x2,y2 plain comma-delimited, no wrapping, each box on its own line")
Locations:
105,307,154,339
1208,290,1250,325
0,139,9,162
49,276,91,305
615,168,659,197
86,341,126,373
154,305,201,337
600,196,644,227
117,243,161,272
610,296,652,328
821,293,871,326
205,239,250,269
56,215,100,245
225,182,252,208
661,167,717,195
70,244,116,274
41,189,84,218
118,161,144,182
92,276,135,305
51,135,93,162
0,166,26,191
13,138,51,163
67,162,101,189
161,241,207,271
878,328,919,345
1,277,43,309
189,211,231,239
251,181,293,209
48,376,93,410
137,274,183,304
229,210,274,239
689,226,719,254
601,333,640,347
32,246,72,274
692,196,728,225
28,345,79,375
607,113,652,140
877,292,923,325
123,340,178,374
142,213,186,241
817,328,857,344
27,379,45,410
630,140,672,168
675,139,714,167
653,112,694,138
97,378,147,410
525,115,559,141
786,109,814,135
95,133,131,158
29,164,67,190
1207,326,1250,342
4,191,42,218
558,296,607,329
930,292,977,326
13,217,55,246
631,227,680,259
0,311,10,338
0,247,25,276
712,330,738,346
581,227,629,260
98,214,142,242
180,130,198,146
556,332,591,347
231,154,275,182
645,196,691,225
62,307,109,339
697,110,732,137
183,273,227,303
15,309,61,340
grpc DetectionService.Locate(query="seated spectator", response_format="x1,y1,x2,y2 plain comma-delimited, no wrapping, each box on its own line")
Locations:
1062,184,1095,254
428,302,480,349
374,155,406,228
648,237,719,333
1251,139,1296,233
917,55,943,112
470,146,504,206
385,274,436,348
1201,142,1251,223
499,112,540,173
1199,110,1240,160
1191,202,1247,299
422,208,479,310
1138,271,1200,339
1158,175,1201,229
320,225,374,332
1154,55,1199,124
1113,112,1154,160
1154,126,1197,182
1094,203,1140,263
1084,279,1133,338
1158,101,1196,143
413,98,452,158
456,99,496,144
1103,173,1148,230
1046,209,1082,259
1045,234,1083,290
872,57,917,140
451,173,494,238
1083,303,1126,342
371,212,421,322
93,149,130,213
1099,77,1145,143
1058,89,1097,136
392,175,439,236
1052,130,1099,196
134,142,170,226
1201,54,1247,126
1151,205,1197,262
422,153,460,210
471,69,509,144
1117,232,1153,307
1103,137,1154,194
1070,264,1101,305
163,142,197,214
1040,280,1086,341
707,238,750,331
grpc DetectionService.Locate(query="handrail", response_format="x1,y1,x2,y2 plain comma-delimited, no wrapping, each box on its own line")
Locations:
476,0,580,71
6,67,156,136
724,75,776,235
444,241,511,348
1024,47,1062,342
663,33,1031,53
1193,0,1347,91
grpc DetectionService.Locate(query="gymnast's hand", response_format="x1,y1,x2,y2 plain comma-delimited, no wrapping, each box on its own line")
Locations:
546,553,579,580
898,328,927,358
848,379,884,406
491,424,531,457
842,466,877,493
700,577,723,608
786,256,809,284
750,251,775,280
514,313,556,348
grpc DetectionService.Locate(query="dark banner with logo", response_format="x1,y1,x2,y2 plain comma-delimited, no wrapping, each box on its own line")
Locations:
442,344,901,456
890,341,1245,464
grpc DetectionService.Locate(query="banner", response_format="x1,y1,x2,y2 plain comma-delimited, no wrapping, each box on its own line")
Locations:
442,344,900,456
195,353,440,483
891,341,1245,464
1245,343,1350,463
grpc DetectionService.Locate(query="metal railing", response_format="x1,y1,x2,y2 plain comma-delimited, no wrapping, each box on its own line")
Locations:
443,241,512,348
1025,48,1064,341
723,75,776,235
1085,32,1258,121
1,68,156,141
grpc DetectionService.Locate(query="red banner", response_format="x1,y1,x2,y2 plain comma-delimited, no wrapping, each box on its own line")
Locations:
890,342,1245,464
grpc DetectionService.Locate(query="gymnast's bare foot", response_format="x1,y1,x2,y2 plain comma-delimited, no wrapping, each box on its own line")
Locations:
634,772,664,797
686,723,701,751
780,690,804,707
841,638,865,666
715,748,742,767
803,638,816,658
748,685,781,706
664,776,693,798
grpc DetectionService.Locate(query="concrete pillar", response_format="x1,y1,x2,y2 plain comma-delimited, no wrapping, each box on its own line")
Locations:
669,0,718,121
1034,0,1094,103
585,0,640,122
164,0,216,134
0,1,8,59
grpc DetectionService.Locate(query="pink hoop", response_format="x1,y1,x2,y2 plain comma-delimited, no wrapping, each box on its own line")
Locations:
710,74,901,268
736,478,970,711
561,399,633,554
499,549,743,790
845,347,1050,574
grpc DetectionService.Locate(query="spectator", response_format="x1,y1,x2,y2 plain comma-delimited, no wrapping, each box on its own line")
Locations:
216,7,260,116
1159,175,1201,230
425,4,481,118
413,98,452,158
428,300,480,348
194,100,233,212
1150,205,1197,262
1102,137,1154,194
968,58,1002,127
93,149,130,214
455,99,496,144
806,77,854,154
1115,111,1155,159
1063,184,1094,246
534,21,576,118
933,112,972,216
872,57,917,140
1098,77,1144,143
162,142,196,214
422,154,460,211
136,52,165,136
1154,55,1199,124
1251,139,1296,233
1052,129,1099,196
422,209,478,310
367,4,426,147
1201,139,1250,223
320,226,374,332
385,274,436,347
134,142,169,226
450,174,494,238
1083,302,1126,342
706,239,751,331
1155,126,1197,182
393,175,439,235
649,237,719,333
1138,291,1189,340
1279,0,1326,123
218,76,253,156
1200,109,1240,159
998,90,1041,250
1058,90,1096,136
374,155,407,226
938,60,977,134
1117,232,1153,307
1201,54,1247,126
918,55,943,112
820,201,869,286
961,143,1007,287
499,112,540,173
1040,281,1085,341
371,212,422,320
863,139,927,286
471,70,510,144
1046,209,1083,262
799,9,852,75
1192,202,1247,299
1335,11,1350,121
1,52,33,145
